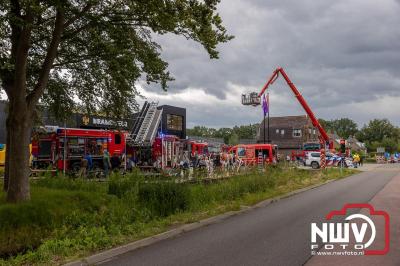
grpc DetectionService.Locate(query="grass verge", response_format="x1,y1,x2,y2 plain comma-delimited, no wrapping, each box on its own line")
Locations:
0,167,358,265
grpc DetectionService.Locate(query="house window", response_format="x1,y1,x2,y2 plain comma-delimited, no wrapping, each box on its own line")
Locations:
313,129,316,135
281,129,285,135
167,114,183,131
293,129,302,137
276,129,279,134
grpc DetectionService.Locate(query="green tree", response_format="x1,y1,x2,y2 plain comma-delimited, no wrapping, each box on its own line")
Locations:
318,118,333,132
228,133,239,145
187,124,259,144
0,0,232,202
187,126,210,137
356,119,399,143
331,118,358,139
318,118,358,138
232,124,259,139
380,137,398,153
216,128,233,144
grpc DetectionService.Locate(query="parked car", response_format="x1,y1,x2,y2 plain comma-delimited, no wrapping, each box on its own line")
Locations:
304,152,321,169
389,156,398,163
304,152,352,169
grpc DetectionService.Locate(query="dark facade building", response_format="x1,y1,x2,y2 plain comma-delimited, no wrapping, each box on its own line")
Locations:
0,101,187,144
158,105,186,139
42,111,134,130
258,115,319,155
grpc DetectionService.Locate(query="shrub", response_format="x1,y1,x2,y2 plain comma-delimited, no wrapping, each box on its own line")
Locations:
34,177,106,193
0,203,53,257
0,188,107,258
138,182,190,217
108,171,142,198
211,172,277,201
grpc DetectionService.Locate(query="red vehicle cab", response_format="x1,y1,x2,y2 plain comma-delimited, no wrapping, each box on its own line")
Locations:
32,127,126,172
187,141,208,156
229,143,278,166
291,142,327,161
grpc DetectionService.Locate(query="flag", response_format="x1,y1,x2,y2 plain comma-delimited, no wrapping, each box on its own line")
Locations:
262,94,269,116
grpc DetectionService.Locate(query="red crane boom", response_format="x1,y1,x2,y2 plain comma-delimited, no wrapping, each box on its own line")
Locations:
242,67,333,150
258,68,331,146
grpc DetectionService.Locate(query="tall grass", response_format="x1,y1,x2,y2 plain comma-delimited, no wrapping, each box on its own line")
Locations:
0,166,357,265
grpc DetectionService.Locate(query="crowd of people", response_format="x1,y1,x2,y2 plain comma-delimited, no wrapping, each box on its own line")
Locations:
175,151,247,179
77,149,124,178
68,148,374,178
76,149,250,179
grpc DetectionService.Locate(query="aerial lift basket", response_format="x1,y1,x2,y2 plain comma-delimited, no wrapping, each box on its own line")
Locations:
241,92,261,106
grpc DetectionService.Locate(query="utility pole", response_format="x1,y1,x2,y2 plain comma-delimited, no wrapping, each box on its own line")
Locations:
263,111,266,144
267,93,270,143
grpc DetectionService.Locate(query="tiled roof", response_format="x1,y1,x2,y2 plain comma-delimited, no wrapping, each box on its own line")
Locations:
261,115,312,128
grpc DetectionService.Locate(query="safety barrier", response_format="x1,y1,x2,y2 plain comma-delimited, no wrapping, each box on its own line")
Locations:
376,156,386,164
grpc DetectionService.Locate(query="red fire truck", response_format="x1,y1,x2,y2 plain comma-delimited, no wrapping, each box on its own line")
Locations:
229,143,278,166
151,135,181,168
291,142,321,160
32,126,225,173
188,141,208,156
32,127,126,173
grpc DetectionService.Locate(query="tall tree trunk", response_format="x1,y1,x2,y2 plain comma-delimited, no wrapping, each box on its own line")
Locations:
6,102,32,203
3,116,10,192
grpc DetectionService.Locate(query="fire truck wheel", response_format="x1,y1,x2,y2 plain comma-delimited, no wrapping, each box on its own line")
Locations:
311,161,320,169
91,163,103,178
70,162,82,175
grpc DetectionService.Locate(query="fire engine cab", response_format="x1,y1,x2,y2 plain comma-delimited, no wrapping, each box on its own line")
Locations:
229,144,278,166
188,141,208,156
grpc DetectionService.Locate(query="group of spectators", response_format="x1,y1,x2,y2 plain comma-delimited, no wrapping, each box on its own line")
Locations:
78,149,123,178
78,149,246,179
177,152,244,178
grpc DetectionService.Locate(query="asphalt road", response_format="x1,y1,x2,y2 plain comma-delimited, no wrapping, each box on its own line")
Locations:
100,165,399,266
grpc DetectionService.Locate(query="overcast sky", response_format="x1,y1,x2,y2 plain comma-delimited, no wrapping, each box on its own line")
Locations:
3,1,397,128
138,0,400,129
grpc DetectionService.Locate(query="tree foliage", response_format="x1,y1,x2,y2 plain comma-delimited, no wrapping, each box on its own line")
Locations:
318,118,358,139
356,119,400,152
187,124,259,144
356,119,399,143
0,0,232,202
0,0,233,118
228,133,239,145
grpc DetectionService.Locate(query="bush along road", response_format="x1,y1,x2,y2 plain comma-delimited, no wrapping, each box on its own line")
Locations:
0,166,357,265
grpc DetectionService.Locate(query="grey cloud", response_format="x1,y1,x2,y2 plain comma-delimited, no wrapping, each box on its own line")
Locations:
143,0,400,127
